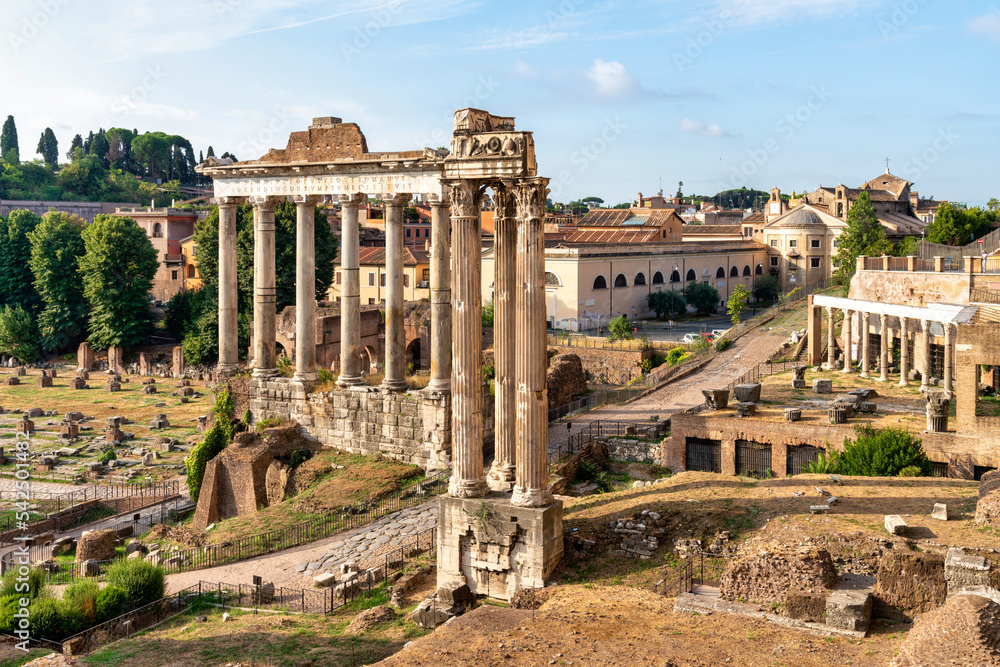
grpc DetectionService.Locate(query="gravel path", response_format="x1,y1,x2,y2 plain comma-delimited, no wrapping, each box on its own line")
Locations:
165,499,437,593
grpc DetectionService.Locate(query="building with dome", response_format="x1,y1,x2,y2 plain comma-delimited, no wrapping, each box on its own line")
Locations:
758,203,846,291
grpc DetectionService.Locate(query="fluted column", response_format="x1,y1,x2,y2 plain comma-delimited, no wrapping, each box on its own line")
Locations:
921,320,931,389
381,193,410,392
860,311,871,378
841,309,852,373
217,198,240,374
879,315,889,382
293,196,321,383
487,184,516,492
512,177,554,509
944,322,954,394
251,197,279,377
337,194,365,387
898,317,909,387
426,197,452,393
826,307,836,370
447,179,487,499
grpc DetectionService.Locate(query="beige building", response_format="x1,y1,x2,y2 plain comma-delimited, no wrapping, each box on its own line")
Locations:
482,240,769,331
111,206,199,303
759,204,846,291
329,246,430,305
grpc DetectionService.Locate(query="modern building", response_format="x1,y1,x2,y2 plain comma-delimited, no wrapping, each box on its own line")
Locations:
758,204,846,291
111,206,200,303
329,246,430,305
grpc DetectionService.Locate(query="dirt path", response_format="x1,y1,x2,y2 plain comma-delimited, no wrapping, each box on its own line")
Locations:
550,328,791,450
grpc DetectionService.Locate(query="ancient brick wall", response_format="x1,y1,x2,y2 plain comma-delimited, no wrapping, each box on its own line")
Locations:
667,412,989,479
546,345,651,385
248,376,452,471
956,322,1000,440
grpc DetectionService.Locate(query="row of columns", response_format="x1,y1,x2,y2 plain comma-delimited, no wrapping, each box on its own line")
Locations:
825,306,955,393
216,194,452,393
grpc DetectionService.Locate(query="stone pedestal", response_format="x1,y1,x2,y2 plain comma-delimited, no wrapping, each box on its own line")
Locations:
436,495,563,601
784,408,802,422
36,376,52,388
792,365,807,389
828,406,848,424
172,346,184,378
813,379,832,394
77,342,95,373
733,383,761,403
735,402,757,418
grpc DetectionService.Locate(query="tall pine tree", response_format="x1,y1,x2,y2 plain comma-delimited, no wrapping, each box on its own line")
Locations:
36,128,59,170
67,134,84,161
1,116,19,164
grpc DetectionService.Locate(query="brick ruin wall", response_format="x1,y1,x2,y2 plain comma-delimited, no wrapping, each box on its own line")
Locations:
667,412,993,479
955,322,1000,436
546,345,652,385
600,436,662,465
245,377,494,471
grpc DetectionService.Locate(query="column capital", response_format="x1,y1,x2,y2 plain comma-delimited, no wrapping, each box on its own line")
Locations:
214,196,245,207
337,192,367,206
379,193,411,206
248,195,283,209
291,195,325,205
443,179,486,218
427,194,450,207
921,319,931,332
513,177,550,220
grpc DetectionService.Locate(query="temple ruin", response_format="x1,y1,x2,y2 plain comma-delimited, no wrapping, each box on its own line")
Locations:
196,109,562,600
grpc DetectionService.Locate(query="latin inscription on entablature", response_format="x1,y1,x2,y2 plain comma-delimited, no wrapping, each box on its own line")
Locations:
212,171,447,198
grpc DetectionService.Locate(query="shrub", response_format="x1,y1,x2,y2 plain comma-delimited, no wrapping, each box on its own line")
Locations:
482,298,494,327
837,423,930,477
666,347,688,366
98,449,116,464
715,338,733,352
63,581,100,621
607,315,634,342
28,597,85,641
692,334,712,354
186,387,236,501
802,451,839,474
897,465,923,477
94,585,128,622
105,559,165,608
0,566,45,600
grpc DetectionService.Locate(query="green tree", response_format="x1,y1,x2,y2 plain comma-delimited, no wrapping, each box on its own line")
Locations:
676,181,683,198
66,134,84,162
482,297,494,327
926,203,997,246
1,116,19,164
581,196,604,205
132,132,171,180
988,197,999,213
836,423,930,477
79,214,159,349
88,128,110,168
0,305,39,362
0,209,42,312
753,274,780,302
647,290,686,317
607,315,634,341
35,128,58,170
206,145,215,157
834,191,889,284
28,212,87,352
273,200,337,310
56,154,107,199
891,236,920,257
682,281,720,315
726,284,750,325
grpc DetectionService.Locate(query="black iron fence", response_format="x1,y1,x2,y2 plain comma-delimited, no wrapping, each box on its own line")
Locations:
548,386,650,423
652,552,731,597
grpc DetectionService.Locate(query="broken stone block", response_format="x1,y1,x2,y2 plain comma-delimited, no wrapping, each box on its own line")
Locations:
150,414,170,429
735,402,757,418
786,588,827,622
106,381,121,392
80,559,101,577
702,389,730,410
783,408,801,422
14,367,26,376
197,415,208,432
813,379,832,394
16,419,33,434
827,406,848,424
825,589,872,632
925,390,950,432
944,547,990,591
410,597,456,629
884,514,907,535
436,581,474,611
313,572,336,587
733,383,761,403
71,377,88,390
4,377,19,386
932,503,948,521
36,376,52,388
143,384,157,395
179,386,194,397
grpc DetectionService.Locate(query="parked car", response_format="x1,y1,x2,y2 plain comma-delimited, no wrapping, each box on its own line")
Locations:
712,329,729,338
683,332,713,344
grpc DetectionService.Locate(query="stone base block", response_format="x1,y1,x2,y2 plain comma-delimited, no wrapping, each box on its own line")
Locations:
825,589,872,632
944,547,990,592
932,503,948,521
885,514,907,535
786,588,828,622
436,495,563,602
733,383,761,403
792,380,806,389
813,379,832,394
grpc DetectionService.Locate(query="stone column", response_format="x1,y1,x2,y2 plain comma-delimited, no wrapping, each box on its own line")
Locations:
337,194,366,387
426,197,452,393
841,309,852,373
826,307,836,370
921,320,931,389
293,196,321,383
944,322,954,394
381,193,410,392
860,311,871,378
447,179,487,499
251,197,279,377
217,198,240,374
879,314,889,382
512,178,555,509
487,184,516,491
898,317,909,387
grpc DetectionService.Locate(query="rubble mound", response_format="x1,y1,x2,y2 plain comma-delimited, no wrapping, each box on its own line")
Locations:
719,543,837,604
872,551,946,619
546,353,587,410
510,588,541,610
346,605,394,634
891,594,1000,667
76,530,116,562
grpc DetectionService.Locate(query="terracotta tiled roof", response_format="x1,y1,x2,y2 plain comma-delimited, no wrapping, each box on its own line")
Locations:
357,246,429,266
576,209,633,227
576,208,682,229
563,229,660,244
742,212,765,224
681,225,743,235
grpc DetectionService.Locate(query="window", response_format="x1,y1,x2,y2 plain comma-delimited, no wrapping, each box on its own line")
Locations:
755,264,763,275
593,275,608,289
686,268,696,281
406,228,411,238
810,257,821,268
743,265,751,276
661,230,667,238
769,239,778,247
380,274,386,287
187,265,196,278
171,270,177,280
833,239,840,248
368,272,375,286
545,271,561,286
152,223,162,238
670,270,681,283
730,266,739,278
336,271,342,285
425,229,430,238
788,239,798,248
770,257,779,266
652,271,664,285
403,274,409,287
810,239,820,248
614,273,628,288
634,272,646,286
422,268,430,282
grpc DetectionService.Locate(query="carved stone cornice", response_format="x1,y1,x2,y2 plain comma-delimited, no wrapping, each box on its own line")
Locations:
513,178,549,221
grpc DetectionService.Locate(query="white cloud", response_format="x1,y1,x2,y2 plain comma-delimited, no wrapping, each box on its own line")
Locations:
717,0,871,25
585,59,640,98
967,8,1000,40
679,118,729,137
465,26,570,51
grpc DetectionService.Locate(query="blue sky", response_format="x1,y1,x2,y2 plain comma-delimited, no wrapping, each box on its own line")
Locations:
1,0,997,206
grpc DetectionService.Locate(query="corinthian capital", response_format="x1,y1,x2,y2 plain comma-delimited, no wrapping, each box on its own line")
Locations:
513,177,550,221
445,179,485,218
493,182,516,218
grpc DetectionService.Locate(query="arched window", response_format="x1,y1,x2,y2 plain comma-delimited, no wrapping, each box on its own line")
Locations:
592,275,608,290
716,267,726,279
729,266,739,277
187,265,196,278
670,270,681,283
685,269,696,281
614,273,628,288
152,223,162,237
652,271,664,285
755,264,763,275
743,265,751,276
634,272,647,286
544,271,561,286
